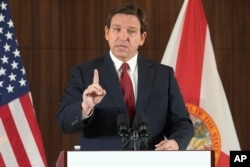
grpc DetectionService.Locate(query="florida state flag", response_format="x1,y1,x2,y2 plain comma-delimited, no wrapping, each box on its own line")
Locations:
161,0,241,166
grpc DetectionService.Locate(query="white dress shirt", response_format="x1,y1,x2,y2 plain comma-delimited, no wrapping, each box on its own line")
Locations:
109,50,138,102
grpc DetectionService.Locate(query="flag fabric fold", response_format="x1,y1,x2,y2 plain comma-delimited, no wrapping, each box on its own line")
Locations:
0,0,47,166
161,0,240,166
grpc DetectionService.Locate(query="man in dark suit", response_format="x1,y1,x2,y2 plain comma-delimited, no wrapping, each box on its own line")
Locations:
57,3,194,151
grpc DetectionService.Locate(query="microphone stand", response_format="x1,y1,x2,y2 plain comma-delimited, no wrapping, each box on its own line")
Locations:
117,113,149,151
131,130,139,151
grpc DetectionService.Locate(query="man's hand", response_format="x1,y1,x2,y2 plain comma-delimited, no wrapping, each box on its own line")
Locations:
81,69,106,116
155,139,179,151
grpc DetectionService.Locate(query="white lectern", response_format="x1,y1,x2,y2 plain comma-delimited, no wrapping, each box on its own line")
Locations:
56,150,214,167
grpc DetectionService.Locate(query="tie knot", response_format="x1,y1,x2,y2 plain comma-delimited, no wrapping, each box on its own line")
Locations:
121,63,129,71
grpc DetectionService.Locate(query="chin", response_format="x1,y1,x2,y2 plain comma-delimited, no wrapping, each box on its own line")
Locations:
113,51,127,57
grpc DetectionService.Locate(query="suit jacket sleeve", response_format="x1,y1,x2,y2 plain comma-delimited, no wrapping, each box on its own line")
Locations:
57,65,92,133
165,68,194,150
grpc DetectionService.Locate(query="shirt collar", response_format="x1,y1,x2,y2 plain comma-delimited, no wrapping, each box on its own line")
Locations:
109,50,138,73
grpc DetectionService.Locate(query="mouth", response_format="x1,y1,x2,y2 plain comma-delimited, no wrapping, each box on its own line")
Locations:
116,44,127,49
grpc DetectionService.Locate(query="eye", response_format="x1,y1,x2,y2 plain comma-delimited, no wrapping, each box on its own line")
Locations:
128,29,136,34
112,27,121,32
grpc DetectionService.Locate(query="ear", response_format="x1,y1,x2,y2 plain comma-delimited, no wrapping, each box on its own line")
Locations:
104,26,109,40
139,32,147,46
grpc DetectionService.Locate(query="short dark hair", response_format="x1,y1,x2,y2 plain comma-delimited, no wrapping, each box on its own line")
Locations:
106,3,148,34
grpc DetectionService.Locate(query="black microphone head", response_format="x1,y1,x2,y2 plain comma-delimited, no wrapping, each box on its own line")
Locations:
117,113,129,126
135,113,149,150
117,113,130,149
134,112,147,128
137,113,147,124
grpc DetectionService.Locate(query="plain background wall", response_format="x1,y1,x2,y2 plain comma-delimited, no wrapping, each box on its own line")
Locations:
8,0,250,166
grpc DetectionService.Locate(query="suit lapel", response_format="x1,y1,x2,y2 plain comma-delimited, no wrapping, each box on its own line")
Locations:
136,56,155,115
97,54,126,110
96,54,155,116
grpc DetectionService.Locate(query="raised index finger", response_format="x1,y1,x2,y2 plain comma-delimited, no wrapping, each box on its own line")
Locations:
93,69,99,84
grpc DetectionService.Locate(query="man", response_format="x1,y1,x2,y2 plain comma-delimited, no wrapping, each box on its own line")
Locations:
57,3,194,151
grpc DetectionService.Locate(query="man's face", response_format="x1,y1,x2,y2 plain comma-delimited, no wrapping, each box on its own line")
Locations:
105,13,147,62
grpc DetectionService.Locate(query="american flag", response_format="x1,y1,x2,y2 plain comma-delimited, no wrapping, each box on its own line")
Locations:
0,0,47,166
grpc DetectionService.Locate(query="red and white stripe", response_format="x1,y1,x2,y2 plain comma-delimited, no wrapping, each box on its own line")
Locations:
0,93,47,167
161,0,240,166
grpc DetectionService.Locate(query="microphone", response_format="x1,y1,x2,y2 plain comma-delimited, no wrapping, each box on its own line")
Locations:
117,113,130,150
136,113,149,150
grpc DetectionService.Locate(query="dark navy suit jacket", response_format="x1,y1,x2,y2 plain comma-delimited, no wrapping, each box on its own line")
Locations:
57,53,194,150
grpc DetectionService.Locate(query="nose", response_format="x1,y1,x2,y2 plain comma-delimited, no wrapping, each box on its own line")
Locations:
119,29,128,40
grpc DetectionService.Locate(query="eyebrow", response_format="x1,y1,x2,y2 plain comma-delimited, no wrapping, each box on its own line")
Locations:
111,24,138,30
111,24,122,28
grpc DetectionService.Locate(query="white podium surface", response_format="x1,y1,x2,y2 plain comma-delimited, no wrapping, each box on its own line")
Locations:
66,151,213,167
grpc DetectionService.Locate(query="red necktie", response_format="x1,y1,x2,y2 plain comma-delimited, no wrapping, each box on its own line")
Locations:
120,63,135,121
